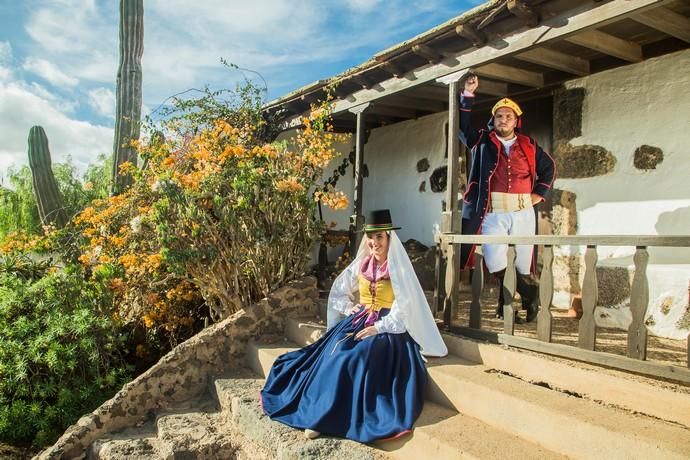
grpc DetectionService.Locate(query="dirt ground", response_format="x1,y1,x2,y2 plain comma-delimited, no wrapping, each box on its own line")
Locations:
446,286,688,368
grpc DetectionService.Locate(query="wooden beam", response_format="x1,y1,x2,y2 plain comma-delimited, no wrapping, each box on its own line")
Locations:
379,60,406,78
477,2,507,30
515,47,591,76
455,23,486,47
412,44,444,64
441,234,690,247
565,29,643,62
632,6,690,43
474,62,544,87
507,0,539,27
498,334,690,385
414,80,508,100
377,94,446,112
348,103,369,255
369,104,419,119
283,0,667,122
351,74,376,89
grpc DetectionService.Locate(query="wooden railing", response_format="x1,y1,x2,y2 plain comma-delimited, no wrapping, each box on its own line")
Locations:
435,234,690,384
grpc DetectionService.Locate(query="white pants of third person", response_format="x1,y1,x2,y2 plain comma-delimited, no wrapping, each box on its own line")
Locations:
480,207,535,274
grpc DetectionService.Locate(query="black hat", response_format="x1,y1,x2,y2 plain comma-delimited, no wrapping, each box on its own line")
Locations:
362,209,401,233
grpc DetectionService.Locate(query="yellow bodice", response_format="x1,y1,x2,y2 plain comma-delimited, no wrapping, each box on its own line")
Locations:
358,273,395,311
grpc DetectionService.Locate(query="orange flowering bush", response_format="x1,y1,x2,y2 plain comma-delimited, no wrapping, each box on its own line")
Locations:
73,85,347,336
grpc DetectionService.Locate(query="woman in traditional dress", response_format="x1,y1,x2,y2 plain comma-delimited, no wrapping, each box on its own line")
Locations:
260,209,448,443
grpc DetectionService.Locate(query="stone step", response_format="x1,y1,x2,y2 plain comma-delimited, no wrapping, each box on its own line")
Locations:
284,316,690,460
88,394,261,460
155,410,236,459
88,432,161,460
212,369,381,460
246,338,565,460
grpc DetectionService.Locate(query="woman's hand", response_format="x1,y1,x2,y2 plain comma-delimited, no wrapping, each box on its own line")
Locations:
530,193,544,205
355,325,378,340
347,305,362,316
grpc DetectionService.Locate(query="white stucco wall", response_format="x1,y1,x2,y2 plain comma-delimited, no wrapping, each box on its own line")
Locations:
553,49,690,337
360,112,448,245
558,48,690,264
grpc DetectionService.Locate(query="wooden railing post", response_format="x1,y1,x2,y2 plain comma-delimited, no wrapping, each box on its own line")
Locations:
503,245,517,335
628,246,649,360
469,253,484,329
537,245,554,342
579,245,598,350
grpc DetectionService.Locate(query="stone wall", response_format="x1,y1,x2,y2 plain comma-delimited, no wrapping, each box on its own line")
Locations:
37,277,318,460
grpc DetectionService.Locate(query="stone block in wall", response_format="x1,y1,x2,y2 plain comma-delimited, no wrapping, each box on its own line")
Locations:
417,158,430,172
552,254,583,308
553,87,585,144
553,143,616,178
430,166,447,193
404,239,436,291
634,145,664,170
596,266,631,306
544,188,577,236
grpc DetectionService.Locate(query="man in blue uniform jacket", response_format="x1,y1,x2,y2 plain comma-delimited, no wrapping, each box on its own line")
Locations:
459,74,556,322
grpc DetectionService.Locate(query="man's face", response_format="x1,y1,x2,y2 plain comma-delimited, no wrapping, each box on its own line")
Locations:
494,107,517,138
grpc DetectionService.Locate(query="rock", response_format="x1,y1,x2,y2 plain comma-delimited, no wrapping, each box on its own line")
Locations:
416,158,430,172
552,143,616,178
633,145,663,170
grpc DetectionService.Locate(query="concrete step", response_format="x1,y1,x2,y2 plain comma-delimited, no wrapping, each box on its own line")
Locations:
427,356,690,460
442,333,690,429
378,401,564,460
247,337,565,460
212,369,381,460
284,316,690,460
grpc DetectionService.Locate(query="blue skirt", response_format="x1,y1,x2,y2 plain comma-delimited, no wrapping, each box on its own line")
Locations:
260,308,427,443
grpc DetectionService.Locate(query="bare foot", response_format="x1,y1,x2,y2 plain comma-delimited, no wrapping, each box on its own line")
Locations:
304,429,321,439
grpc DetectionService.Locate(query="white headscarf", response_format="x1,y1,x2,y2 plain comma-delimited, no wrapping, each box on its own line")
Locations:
327,231,448,357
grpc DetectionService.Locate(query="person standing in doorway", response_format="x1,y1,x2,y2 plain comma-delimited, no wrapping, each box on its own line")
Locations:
459,74,556,322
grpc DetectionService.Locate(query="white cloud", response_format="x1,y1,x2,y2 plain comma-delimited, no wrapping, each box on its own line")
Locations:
25,1,117,84
22,57,79,87
0,80,112,178
0,41,13,82
0,41,11,61
345,0,382,12
87,87,115,118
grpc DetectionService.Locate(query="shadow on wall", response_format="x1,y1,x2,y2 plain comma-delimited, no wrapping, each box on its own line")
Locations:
653,206,690,264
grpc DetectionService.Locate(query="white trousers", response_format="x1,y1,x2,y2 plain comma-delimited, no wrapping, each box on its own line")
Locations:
480,207,535,274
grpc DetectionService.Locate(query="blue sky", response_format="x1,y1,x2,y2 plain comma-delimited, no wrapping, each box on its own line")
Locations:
0,0,478,183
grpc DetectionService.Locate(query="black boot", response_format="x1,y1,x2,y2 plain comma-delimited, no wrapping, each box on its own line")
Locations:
493,270,505,319
494,270,523,323
517,273,539,323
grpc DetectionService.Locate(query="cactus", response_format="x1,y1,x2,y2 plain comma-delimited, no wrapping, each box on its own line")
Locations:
112,0,144,194
27,126,67,228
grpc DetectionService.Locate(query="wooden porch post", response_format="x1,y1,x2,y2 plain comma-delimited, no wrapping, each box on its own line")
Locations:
348,103,370,257
441,76,463,327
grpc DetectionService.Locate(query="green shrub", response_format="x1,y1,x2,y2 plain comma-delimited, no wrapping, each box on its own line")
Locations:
0,156,111,240
0,264,131,447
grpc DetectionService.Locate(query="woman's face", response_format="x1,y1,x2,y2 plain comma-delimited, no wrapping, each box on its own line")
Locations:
366,231,390,261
